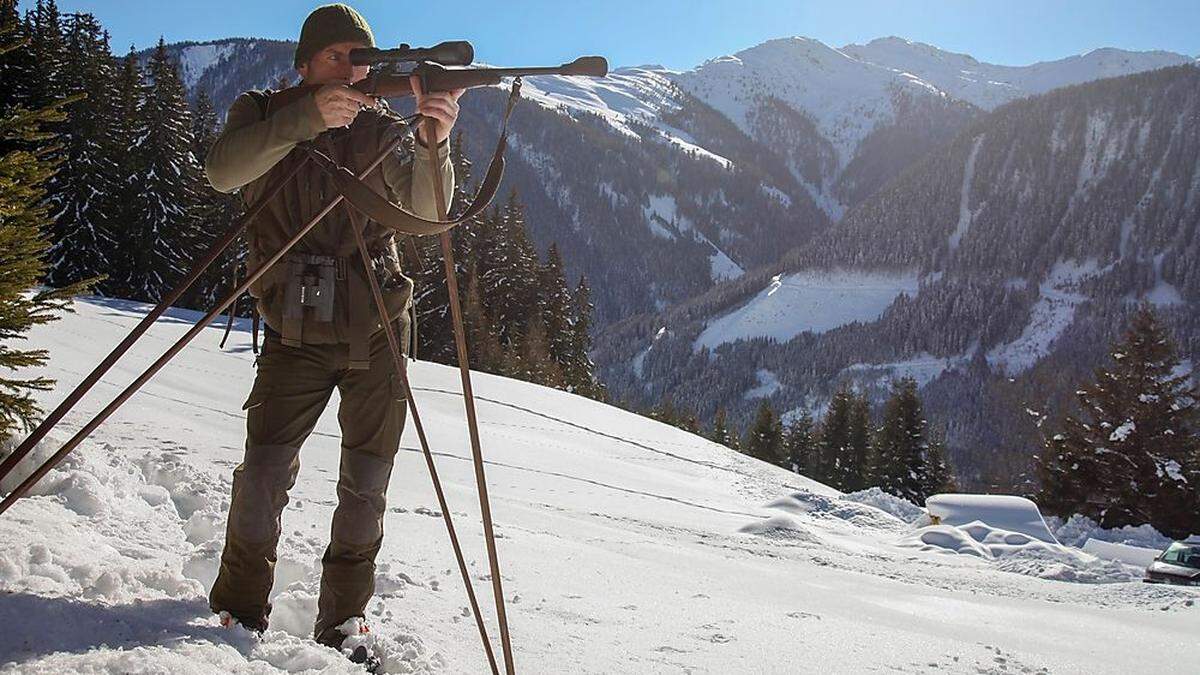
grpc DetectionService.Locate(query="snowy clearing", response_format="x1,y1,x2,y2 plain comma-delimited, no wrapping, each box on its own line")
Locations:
695,269,920,351
1,297,1197,673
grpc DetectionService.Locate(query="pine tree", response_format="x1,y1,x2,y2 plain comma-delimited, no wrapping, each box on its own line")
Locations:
873,378,928,502
120,37,202,302
102,46,142,297
817,389,855,488
562,276,600,397
784,412,817,475
44,11,118,289
743,400,785,467
923,426,956,498
844,393,872,491
463,259,503,372
0,0,36,113
708,406,739,451
183,87,244,311
538,243,573,370
24,0,66,109
1037,305,1199,538
0,60,89,436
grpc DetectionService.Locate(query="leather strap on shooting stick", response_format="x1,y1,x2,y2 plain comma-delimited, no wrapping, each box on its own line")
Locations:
301,79,523,238
424,81,520,675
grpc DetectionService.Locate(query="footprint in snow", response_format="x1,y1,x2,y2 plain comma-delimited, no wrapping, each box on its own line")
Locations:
786,611,821,620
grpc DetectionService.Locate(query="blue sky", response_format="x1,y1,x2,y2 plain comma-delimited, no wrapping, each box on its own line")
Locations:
43,1,1200,70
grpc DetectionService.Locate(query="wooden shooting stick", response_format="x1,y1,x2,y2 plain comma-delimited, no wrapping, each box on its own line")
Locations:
418,79,517,675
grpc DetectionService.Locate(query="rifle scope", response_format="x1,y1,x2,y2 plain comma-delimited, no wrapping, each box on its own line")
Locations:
350,41,474,66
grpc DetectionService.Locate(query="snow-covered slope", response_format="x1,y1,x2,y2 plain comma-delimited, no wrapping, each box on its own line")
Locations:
674,37,943,168
842,37,1196,110
694,269,921,351
2,297,1197,673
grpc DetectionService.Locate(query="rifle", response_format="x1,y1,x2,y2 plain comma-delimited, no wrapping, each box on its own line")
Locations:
265,51,607,115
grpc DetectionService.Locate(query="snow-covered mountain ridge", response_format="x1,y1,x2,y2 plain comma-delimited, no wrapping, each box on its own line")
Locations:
1,297,1197,672
162,35,1193,328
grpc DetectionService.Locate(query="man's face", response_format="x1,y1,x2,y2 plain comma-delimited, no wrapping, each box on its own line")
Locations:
297,41,370,86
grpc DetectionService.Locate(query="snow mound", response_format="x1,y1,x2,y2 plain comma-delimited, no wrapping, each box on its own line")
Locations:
1082,539,1161,568
739,514,821,543
764,489,910,532
841,487,925,523
925,493,1059,544
1048,513,1175,550
899,521,1136,583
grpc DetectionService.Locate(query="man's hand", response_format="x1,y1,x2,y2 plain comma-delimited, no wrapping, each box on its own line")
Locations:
312,84,375,129
410,74,465,147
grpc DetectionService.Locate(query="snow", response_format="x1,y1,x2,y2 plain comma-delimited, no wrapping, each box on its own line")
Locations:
1082,539,1161,568
842,37,1195,111
841,487,926,523
642,194,743,281
503,67,733,168
742,369,782,400
675,37,943,168
695,269,920,351
925,494,1060,544
987,259,1101,375
176,42,236,89
948,135,984,251
2,296,1199,672
1109,420,1135,442
842,352,969,389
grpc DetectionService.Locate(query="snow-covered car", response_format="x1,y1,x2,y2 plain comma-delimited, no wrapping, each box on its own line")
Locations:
1143,539,1200,586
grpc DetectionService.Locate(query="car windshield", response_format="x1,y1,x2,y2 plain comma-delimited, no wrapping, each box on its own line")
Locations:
1159,543,1200,570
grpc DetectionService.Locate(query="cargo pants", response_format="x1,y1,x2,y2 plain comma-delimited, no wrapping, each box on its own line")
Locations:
209,320,408,642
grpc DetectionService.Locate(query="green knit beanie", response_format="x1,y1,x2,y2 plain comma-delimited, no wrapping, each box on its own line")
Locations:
293,4,375,68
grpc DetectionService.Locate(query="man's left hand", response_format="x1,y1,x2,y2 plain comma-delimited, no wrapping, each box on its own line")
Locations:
410,75,465,147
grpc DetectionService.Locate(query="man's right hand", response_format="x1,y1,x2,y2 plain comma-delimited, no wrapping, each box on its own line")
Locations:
312,84,375,129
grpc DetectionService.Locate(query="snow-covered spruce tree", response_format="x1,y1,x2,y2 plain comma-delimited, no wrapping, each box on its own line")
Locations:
118,37,201,302
816,388,855,489
182,87,245,312
563,276,602,399
708,406,739,451
844,393,872,491
0,77,89,437
538,243,573,373
784,411,817,475
872,378,928,503
923,425,957,497
23,0,66,110
100,46,142,299
44,11,119,289
743,399,785,467
1036,305,1199,538
480,191,539,346
0,0,35,113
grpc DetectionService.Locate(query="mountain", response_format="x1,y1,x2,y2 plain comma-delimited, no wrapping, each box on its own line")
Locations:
162,36,1189,328
842,37,1197,110
2,296,1196,671
595,65,1200,488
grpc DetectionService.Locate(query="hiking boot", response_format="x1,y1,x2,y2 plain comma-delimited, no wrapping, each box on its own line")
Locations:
217,609,269,634
315,616,372,650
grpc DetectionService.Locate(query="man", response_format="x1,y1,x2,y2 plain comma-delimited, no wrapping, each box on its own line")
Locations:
204,4,464,650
